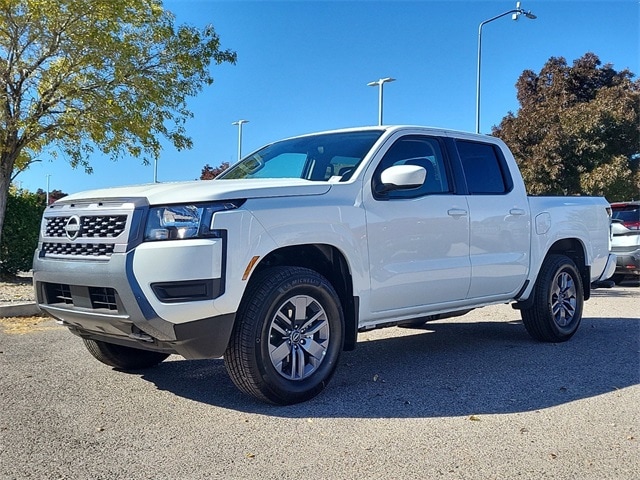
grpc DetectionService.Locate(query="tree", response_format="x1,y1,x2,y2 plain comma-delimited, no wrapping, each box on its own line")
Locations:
492,53,640,200
35,187,66,204
0,0,236,244
200,162,229,180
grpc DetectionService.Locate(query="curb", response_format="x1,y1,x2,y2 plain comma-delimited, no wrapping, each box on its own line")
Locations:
0,302,41,317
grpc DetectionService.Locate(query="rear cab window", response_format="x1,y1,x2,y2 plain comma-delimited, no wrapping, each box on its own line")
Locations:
455,140,513,195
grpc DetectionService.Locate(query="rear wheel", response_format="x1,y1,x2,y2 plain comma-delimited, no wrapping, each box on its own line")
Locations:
521,254,584,342
83,339,169,370
225,266,344,405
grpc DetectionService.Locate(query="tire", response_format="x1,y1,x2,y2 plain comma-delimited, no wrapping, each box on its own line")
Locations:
83,339,169,370
224,266,344,405
610,274,626,285
521,254,584,342
397,319,428,329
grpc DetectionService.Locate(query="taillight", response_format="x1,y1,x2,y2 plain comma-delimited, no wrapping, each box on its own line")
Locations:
623,220,640,230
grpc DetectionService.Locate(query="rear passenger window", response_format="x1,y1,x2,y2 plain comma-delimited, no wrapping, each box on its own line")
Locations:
456,140,512,194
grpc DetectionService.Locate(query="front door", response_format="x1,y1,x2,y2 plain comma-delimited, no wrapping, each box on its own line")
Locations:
363,134,471,314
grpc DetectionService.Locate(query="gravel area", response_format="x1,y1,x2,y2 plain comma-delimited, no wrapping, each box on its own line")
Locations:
0,272,35,305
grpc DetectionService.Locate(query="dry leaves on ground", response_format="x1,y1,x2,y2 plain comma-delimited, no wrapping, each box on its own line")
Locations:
0,315,60,335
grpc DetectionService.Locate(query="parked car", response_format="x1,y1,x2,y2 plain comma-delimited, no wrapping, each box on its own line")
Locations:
610,201,640,284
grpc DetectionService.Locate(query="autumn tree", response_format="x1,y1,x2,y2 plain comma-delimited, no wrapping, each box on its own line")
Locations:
35,187,66,204
200,162,229,180
492,53,640,200
0,0,236,243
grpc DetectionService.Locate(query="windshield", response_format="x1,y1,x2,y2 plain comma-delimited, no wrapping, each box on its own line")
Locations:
217,130,383,181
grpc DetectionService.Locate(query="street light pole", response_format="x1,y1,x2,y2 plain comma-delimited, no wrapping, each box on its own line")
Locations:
476,1,536,134
367,77,396,125
45,174,51,205
232,120,249,161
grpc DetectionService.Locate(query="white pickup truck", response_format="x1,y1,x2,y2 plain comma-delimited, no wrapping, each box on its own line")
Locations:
33,126,616,404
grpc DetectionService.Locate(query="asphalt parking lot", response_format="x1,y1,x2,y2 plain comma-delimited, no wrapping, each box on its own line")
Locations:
1,283,638,480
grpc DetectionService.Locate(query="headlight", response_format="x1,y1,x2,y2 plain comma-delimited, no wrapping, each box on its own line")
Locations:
144,201,242,241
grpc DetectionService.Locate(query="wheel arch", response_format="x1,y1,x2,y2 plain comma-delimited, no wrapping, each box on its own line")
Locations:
516,237,591,310
249,243,358,351
546,238,590,300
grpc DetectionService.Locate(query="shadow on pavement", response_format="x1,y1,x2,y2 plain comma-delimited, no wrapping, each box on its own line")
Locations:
139,314,640,418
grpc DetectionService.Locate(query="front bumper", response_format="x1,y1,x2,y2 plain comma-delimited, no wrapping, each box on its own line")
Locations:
33,249,235,359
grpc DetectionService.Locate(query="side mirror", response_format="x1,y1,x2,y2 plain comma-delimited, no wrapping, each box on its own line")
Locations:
376,165,426,194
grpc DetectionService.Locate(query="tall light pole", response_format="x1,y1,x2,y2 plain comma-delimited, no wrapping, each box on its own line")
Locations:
45,174,51,205
232,120,249,161
367,77,396,126
476,1,536,133
153,158,158,183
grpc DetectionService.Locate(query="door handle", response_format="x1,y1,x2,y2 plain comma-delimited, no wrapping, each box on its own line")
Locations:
509,208,526,216
447,208,468,218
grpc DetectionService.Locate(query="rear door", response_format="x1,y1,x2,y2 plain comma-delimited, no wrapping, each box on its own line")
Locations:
452,138,531,298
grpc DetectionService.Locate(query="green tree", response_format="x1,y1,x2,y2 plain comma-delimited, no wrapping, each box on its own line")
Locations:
0,187,44,276
0,0,236,244
492,53,640,200
200,161,229,180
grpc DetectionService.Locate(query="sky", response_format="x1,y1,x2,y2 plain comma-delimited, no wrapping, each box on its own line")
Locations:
14,0,640,196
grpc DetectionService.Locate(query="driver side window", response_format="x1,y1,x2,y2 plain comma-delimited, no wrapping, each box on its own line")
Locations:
373,136,451,199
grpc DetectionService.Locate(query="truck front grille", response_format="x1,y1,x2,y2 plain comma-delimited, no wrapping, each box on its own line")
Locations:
38,199,143,260
43,242,115,257
45,215,128,238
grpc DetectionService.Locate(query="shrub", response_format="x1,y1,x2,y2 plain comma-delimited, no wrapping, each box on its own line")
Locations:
0,191,45,277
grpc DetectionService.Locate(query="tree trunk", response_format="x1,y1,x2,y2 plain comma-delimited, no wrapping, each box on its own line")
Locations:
0,153,17,246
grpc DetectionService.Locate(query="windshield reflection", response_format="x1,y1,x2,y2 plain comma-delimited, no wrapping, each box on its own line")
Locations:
217,130,383,182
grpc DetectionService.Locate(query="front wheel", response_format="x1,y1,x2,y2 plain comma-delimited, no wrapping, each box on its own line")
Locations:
521,254,584,342
225,266,344,405
610,274,626,285
83,339,170,370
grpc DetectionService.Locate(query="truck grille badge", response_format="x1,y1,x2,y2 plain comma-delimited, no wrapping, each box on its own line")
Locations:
64,215,81,241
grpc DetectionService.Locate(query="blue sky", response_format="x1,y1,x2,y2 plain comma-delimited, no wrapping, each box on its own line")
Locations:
15,0,640,195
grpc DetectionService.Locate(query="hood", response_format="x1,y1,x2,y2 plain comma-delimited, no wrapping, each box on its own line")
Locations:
60,178,332,205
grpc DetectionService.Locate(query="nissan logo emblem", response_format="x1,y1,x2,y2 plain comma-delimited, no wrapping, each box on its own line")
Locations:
64,215,81,241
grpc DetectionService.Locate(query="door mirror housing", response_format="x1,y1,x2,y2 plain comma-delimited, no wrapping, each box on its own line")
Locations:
376,165,426,194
